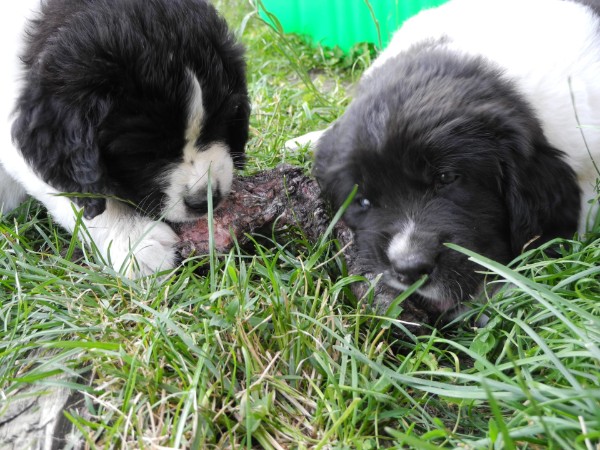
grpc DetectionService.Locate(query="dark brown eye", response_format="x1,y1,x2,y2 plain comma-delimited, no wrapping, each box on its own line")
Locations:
437,171,460,185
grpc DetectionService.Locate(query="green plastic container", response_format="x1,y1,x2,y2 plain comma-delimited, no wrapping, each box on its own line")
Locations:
259,0,449,52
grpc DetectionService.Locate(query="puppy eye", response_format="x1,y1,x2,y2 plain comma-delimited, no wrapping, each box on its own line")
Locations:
357,197,371,210
436,171,460,186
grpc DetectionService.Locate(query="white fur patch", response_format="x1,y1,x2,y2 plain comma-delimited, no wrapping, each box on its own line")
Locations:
185,70,205,142
0,1,39,214
0,165,27,213
386,220,417,266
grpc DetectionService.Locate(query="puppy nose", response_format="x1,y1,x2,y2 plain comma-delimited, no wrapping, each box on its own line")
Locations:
184,191,222,215
391,253,435,285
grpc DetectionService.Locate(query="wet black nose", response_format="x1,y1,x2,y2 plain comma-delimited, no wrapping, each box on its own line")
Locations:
391,252,435,285
184,191,222,215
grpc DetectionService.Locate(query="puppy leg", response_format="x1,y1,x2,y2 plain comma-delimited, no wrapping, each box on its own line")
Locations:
51,196,179,277
81,200,180,277
48,197,180,277
284,129,328,151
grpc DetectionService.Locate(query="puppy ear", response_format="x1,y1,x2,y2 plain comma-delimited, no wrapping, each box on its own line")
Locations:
503,141,580,253
12,87,109,219
313,122,354,209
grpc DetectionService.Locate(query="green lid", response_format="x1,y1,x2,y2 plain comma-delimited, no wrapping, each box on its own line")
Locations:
258,0,449,52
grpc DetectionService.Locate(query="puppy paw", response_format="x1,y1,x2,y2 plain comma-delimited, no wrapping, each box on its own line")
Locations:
105,219,180,277
284,129,326,151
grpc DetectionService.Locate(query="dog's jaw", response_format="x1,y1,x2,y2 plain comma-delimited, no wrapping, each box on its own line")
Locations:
162,141,234,222
383,271,460,313
384,218,475,312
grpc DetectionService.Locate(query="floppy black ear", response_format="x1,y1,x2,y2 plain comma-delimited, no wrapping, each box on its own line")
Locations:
313,122,355,209
11,85,109,220
503,141,580,254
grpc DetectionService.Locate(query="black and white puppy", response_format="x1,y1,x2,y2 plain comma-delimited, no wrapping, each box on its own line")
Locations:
313,0,600,314
0,0,250,276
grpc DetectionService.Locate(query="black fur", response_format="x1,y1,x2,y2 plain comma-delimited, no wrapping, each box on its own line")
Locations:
571,0,600,16
12,0,250,219
314,43,581,312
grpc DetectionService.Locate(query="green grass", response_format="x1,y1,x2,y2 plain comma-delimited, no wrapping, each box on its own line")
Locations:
1,1,599,448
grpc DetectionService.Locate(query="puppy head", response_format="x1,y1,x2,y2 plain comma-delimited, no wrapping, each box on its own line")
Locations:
314,49,580,312
99,67,250,222
12,0,250,221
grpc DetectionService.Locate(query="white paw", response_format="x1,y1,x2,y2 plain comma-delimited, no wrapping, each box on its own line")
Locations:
284,129,326,151
102,219,180,278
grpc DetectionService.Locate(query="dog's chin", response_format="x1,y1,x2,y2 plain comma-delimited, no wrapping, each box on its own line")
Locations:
161,196,226,223
382,270,460,313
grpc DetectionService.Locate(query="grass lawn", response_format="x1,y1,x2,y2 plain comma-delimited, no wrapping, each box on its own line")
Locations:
1,1,599,448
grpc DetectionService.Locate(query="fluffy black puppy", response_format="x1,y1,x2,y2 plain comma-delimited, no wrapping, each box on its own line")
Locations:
0,0,250,276
313,0,600,314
